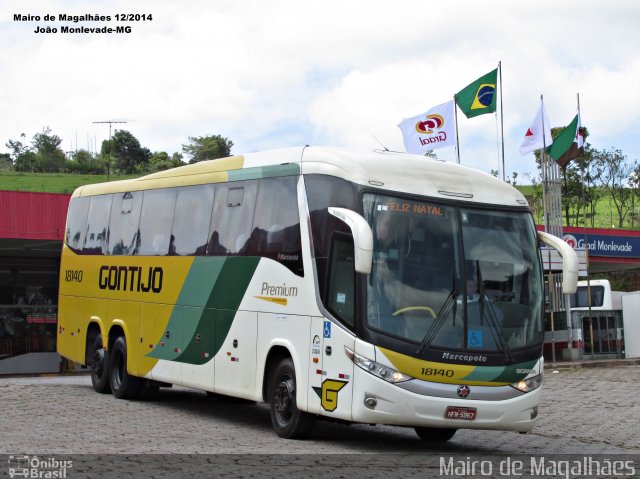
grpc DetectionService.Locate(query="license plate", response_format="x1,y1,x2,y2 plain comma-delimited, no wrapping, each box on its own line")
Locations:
445,406,477,420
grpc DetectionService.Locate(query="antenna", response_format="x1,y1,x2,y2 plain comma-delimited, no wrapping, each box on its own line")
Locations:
372,135,389,151
93,120,127,181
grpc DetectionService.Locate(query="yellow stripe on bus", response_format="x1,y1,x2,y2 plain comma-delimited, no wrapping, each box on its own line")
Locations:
377,347,506,386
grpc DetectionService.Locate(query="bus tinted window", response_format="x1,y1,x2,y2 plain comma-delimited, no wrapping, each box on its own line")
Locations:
108,191,142,255
65,196,90,252
207,180,258,255
137,188,177,256
171,184,215,256
83,194,113,254
570,285,605,308
247,177,303,275
305,175,356,300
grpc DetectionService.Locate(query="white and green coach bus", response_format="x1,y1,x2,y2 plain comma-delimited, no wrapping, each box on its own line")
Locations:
58,146,578,440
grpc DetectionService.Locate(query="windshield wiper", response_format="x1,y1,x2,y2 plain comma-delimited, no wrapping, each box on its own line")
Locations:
476,265,513,363
416,274,457,356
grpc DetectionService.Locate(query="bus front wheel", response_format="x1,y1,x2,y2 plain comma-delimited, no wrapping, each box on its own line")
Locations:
89,334,111,394
109,336,143,399
269,357,314,439
414,426,457,442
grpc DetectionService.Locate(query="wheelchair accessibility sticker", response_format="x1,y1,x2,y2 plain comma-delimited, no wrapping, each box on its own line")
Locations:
468,330,484,348
323,320,331,338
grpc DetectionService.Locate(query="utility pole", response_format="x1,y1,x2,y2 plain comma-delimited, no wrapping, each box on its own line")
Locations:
93,120,127,181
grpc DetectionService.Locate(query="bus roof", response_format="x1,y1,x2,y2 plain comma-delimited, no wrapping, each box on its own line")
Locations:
72,146,528,208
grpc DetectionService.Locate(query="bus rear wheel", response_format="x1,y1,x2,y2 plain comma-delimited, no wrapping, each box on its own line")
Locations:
269,357,314,439
89,334,111,394
109,336,143,399
414,427,457,442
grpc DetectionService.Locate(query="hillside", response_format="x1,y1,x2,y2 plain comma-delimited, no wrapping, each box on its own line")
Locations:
0,172,140,194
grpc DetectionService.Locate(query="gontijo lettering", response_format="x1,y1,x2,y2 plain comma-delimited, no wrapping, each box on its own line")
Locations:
99,265,163,293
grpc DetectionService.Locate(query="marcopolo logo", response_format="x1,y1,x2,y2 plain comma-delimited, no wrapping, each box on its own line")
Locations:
415,113,445,134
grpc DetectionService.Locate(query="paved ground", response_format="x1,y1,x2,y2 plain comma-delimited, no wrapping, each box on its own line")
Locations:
0,365,638,477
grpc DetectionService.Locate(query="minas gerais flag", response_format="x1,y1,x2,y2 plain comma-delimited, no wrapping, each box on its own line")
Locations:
398,100,457,154
519,100,553,155
455,69,498,118
547,112,584,168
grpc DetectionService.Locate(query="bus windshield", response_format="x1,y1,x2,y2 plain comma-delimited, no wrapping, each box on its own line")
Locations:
363,193,543,354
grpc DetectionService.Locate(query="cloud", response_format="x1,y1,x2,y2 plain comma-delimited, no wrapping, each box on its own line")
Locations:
2,0,639,180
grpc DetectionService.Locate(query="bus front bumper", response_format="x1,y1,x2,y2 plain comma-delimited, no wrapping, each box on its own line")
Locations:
351,367,541,432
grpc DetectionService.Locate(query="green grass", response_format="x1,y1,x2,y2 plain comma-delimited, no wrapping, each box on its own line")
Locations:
515,185,640,229
0,172,140,194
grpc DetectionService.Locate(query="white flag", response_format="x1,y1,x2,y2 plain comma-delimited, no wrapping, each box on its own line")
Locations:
519,101,553,155
398,100,456,154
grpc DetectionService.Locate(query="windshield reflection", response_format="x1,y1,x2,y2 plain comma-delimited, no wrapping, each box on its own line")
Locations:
363,194,543,353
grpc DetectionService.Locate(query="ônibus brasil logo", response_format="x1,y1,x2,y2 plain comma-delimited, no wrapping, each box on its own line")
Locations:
415,113,445,134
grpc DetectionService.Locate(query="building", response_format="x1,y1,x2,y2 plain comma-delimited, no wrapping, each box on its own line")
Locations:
0,190,70,373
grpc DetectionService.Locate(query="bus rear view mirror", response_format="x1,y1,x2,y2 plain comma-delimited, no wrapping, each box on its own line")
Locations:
328,207,373,275
537,230,579,294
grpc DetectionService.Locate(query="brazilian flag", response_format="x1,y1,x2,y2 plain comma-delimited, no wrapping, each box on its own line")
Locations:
455,69,498,118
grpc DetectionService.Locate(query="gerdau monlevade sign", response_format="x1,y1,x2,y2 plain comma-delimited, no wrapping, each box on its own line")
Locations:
562,227,640,259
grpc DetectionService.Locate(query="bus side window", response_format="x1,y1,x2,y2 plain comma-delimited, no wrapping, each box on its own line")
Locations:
247,177,303,276
65,196,90,253
170,184,215,256
207,180,258,255
325,234,356,329
137,188,177,256
108,191,142,255
83,194,113,255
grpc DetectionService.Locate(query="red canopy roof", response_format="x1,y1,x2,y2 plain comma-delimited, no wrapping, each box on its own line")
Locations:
0,190,71,240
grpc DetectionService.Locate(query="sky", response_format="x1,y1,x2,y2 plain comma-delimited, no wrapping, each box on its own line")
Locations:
2,0,639,182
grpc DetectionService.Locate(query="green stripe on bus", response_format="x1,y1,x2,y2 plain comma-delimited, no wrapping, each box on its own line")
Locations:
227,163,300,182
491,359,538,384
149,256,261,365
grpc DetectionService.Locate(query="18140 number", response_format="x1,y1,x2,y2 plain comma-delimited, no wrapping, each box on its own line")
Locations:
64,269,83,283
421,368,454,378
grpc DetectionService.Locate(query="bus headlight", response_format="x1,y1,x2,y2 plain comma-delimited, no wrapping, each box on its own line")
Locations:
511,373,543,393
345,347,412,384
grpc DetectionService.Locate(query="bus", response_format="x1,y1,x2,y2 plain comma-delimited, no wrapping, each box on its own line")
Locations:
545,279,623,355
570,279,622,311
57,146,578,441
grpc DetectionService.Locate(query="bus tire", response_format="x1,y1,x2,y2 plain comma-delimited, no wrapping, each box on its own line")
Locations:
414,427,457,442
269,357,314,439
109,336,142,400
89,334,111,394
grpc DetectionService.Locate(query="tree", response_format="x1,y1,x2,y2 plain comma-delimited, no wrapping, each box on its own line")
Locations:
0,153,12,170
67,149,106,174
32,127,66,172
592,147,638,227
101,130,151,174
147,151,185,172
490,170,518,186
182,135,233,164
533,126,594,227
6,133,33,171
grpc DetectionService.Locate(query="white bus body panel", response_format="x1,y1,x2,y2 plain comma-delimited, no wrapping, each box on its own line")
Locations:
351,368,540,432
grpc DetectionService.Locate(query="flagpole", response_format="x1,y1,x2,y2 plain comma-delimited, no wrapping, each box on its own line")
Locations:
454,94,461,164
577,92,593,356
498,61,506,180
540,94,549,233
539,93,556,362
